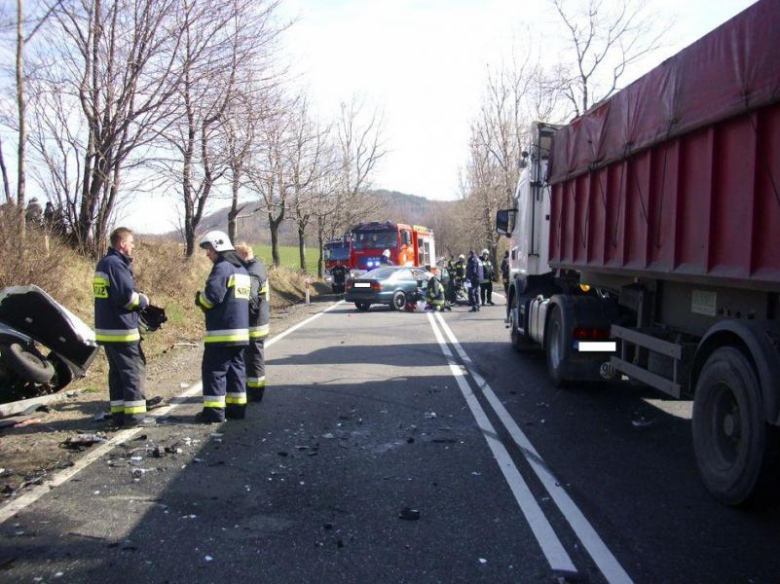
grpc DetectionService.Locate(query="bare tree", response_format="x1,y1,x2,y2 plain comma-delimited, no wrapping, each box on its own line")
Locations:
159,0,284,256
464,48,565,264
552,0,669,116
37,0,187,252
224,87,258,243
288,98,332,273
246,92,295,267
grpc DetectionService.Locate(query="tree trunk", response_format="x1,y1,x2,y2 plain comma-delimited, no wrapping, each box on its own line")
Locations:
317,220,324,278
298,225,307,273
227,174,241,242
16,0,26,244
0,136,11,203
182,102,196,257
269,213,282,266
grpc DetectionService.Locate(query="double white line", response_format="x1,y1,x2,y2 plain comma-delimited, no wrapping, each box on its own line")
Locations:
427,311,632,584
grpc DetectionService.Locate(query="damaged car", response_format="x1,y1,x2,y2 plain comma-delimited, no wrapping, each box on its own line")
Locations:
0,285,99,400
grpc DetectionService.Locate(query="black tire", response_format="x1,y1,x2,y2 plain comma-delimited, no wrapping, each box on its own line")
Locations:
354,302,371,312
545,307,567,387
692,346,780,507
391,291,407,311
1,343,55,384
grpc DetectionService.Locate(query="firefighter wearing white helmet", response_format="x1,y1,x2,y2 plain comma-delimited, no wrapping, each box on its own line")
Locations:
195,230,251,423
379,248,394,266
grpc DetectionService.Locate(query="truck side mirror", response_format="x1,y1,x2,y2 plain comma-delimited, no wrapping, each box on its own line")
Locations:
496,209,517,236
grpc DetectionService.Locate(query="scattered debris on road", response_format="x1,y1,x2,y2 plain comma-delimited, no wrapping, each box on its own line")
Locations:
398,507,421,521
631,414,655,429
61,433,108,450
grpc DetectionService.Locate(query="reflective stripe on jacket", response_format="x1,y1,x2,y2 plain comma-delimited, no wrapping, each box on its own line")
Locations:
426,279,445,307
482,260,494,283
197,257,250,346
94,248,148,344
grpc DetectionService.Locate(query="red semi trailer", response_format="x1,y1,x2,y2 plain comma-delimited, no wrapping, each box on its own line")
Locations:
497,0,780,506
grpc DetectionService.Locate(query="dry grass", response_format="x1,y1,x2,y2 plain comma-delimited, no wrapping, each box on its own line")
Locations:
0,215,324,360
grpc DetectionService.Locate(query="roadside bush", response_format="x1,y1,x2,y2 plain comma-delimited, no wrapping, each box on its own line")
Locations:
0,206,91,317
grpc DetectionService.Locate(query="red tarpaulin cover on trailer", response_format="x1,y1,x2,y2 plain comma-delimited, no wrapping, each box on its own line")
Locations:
547,0,780,289
548,0,780,185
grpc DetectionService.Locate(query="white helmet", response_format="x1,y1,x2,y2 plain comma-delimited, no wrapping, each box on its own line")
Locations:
458,254,465,260
481,248,489,256
382,249,391,258
199,230,234,252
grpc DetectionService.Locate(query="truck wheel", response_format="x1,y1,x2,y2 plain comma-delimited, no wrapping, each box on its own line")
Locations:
391,291,407,311
1,343,56,384
355,302,371,312
692,347,780,506
545,307,567,387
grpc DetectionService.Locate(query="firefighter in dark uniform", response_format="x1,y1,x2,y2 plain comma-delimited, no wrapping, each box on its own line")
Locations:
425,273,447,311
235,243,270,403
480,249,495,306
466,249,483,312
454,254,467,282
196,231,251,423
501,250,510,293
94,227,154,427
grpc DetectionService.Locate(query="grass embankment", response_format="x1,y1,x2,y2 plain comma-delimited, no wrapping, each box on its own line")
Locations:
252,244,320,274
0,229,327,400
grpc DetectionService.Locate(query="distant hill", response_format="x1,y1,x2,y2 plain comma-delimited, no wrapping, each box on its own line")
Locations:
173,190,456,246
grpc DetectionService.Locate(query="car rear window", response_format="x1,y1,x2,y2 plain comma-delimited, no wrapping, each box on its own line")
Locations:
364,267,397,279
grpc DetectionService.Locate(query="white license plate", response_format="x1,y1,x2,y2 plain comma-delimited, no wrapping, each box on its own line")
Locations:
354,282,370,288
576,341,617,352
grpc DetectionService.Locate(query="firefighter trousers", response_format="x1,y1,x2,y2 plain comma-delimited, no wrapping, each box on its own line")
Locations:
480,282,493,305
202,345,247,421
104,342,146,424
245,338,266,402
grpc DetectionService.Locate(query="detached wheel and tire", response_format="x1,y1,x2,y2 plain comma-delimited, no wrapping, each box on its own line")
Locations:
692,347,780,506
1,343,55,384
354,302,371,312
545,307,567,387
391,291,407,311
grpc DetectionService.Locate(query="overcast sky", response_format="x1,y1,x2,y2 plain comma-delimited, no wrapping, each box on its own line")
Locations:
124,0,757,233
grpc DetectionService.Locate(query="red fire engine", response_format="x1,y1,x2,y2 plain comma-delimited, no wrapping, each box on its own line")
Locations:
349,221,436,276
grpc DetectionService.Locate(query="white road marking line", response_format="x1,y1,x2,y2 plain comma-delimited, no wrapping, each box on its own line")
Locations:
426,312,578,574
492,292,505,299
0,300,345,526
265,300,345,348
434,312,633,584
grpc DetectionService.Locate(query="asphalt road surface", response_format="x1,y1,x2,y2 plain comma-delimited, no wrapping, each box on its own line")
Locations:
1,295,779,583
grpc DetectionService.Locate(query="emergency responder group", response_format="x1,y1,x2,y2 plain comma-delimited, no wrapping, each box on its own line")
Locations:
446,249,498,312
94,228,269,427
